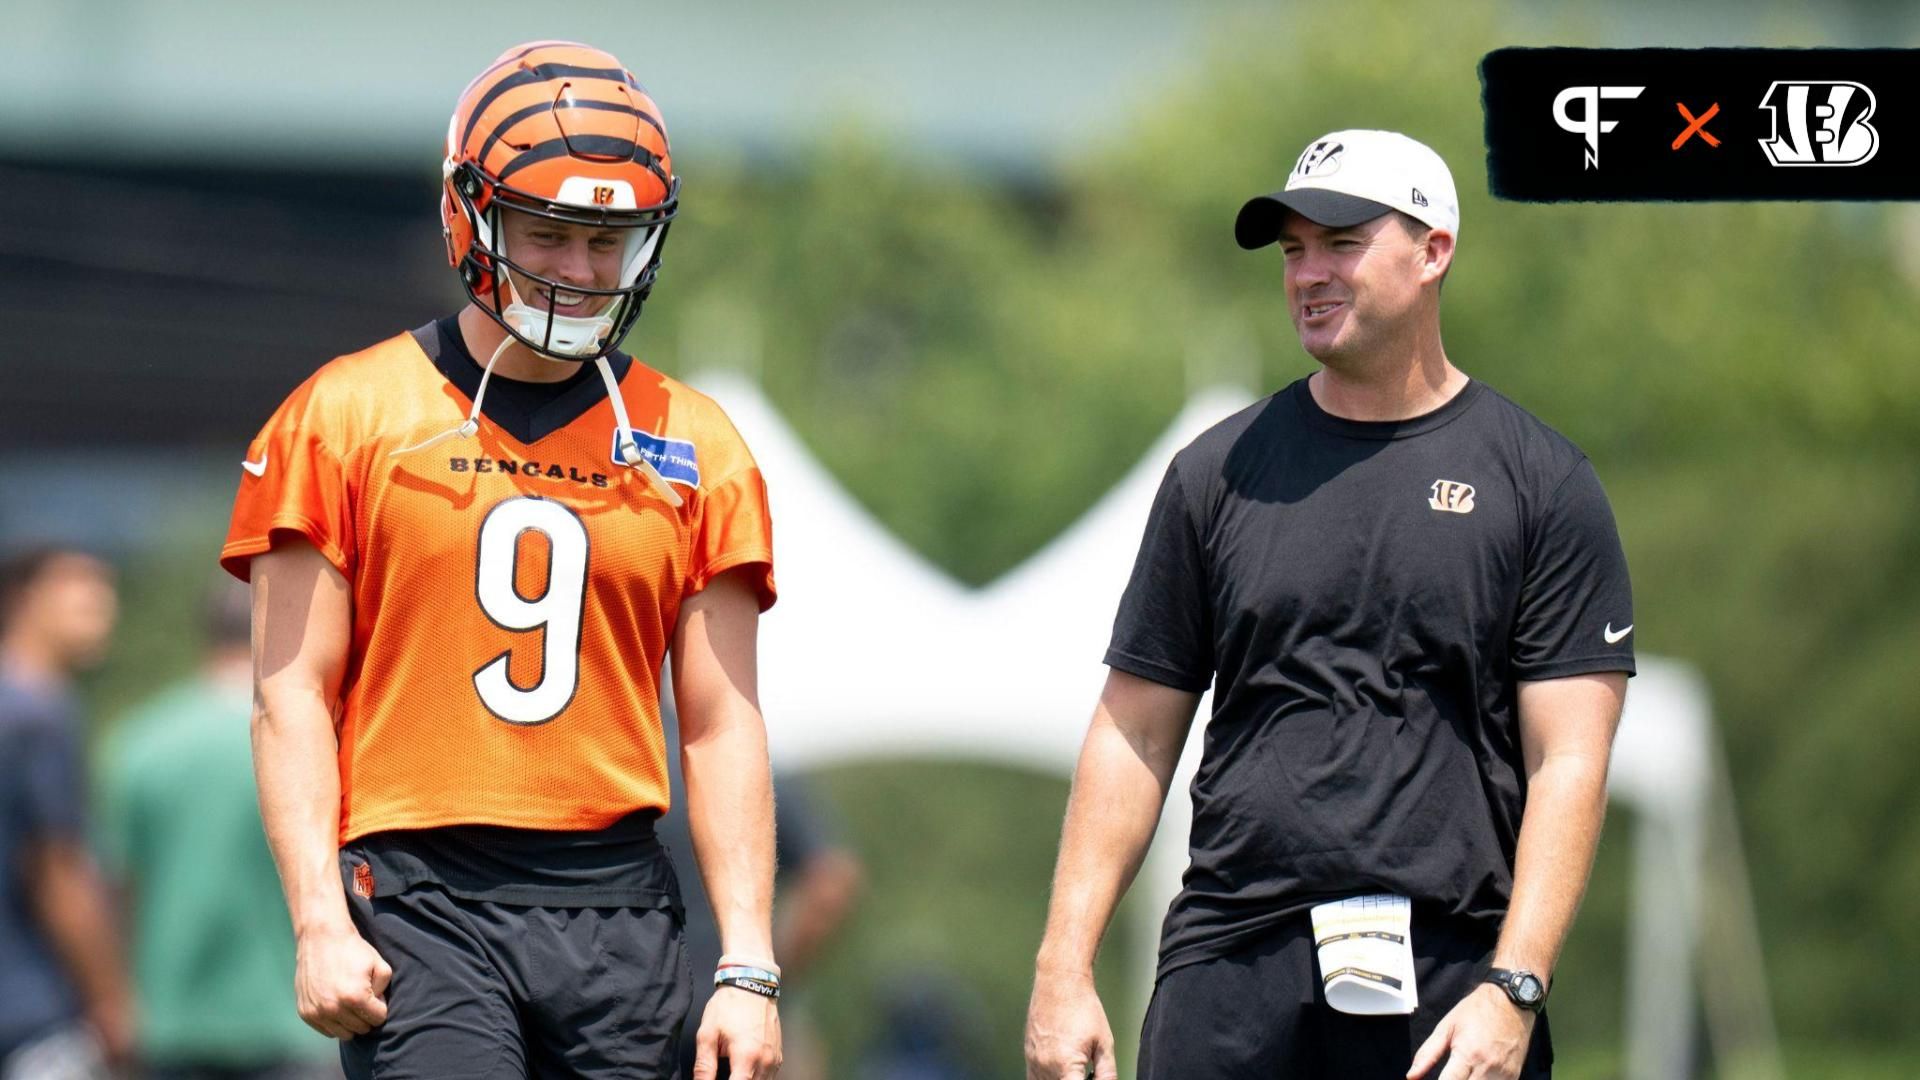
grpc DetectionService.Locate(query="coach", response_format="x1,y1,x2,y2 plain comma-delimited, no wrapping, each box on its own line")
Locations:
1024,130,1634,1079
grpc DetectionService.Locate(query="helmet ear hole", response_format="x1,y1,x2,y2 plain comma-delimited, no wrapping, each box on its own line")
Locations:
456,163,484,200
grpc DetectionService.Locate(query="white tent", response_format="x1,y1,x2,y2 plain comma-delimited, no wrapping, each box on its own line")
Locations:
696,371,1778,1079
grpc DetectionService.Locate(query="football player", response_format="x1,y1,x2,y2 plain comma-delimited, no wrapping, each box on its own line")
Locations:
222,41,782,1079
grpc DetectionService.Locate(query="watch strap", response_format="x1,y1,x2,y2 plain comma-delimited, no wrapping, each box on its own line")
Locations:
1486,967,1548,1011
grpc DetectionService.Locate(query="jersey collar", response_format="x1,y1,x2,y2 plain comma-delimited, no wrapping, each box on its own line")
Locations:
412,316,635,445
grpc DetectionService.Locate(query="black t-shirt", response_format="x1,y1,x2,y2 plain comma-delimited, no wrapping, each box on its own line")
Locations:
1105,377,1634,978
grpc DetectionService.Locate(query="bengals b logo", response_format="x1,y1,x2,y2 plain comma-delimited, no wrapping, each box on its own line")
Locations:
1758,81,1879,167
591,185,616,205
1429,480,1476,514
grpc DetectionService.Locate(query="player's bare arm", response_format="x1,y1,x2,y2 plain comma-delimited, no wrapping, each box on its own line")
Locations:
251,540,391,1040
1026,669,1201,1080
674,568,782,1080
1409,672,1626,1080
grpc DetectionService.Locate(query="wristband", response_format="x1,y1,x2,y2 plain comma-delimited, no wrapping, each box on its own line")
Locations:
717,954,781,977
714,968,781,1000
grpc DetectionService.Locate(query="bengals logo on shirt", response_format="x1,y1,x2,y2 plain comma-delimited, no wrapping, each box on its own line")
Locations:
221,330,775,843
1428,479,1476,514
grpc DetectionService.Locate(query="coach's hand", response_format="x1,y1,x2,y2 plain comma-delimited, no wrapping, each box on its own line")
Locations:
294,925,392,1039
1407,983,1535,1080
1025,970,1118,1080
694,985,782,1079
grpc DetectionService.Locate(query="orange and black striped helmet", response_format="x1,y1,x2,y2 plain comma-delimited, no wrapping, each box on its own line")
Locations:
441,41,678,359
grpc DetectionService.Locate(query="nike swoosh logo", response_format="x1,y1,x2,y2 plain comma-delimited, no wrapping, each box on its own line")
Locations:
1604,622,1633,645
241,454,268,477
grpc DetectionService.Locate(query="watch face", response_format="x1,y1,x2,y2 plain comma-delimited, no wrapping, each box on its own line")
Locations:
1515,974,1544,1004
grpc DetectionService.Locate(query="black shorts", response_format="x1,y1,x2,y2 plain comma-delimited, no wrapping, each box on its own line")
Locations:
1139,911,1553,1079
341,879,690,1079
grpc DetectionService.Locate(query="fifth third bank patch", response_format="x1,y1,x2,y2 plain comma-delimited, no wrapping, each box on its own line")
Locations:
1480,48,1920,201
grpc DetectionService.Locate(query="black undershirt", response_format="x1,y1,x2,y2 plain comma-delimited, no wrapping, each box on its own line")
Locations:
412,315,634,445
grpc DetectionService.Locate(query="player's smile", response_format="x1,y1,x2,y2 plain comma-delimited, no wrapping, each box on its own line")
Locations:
539,284,599,317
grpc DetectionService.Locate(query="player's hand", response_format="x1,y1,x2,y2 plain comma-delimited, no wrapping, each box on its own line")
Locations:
693,985,782,1079
294,924,392,1039
1407,983,1535,1080
1025,969,1118,1080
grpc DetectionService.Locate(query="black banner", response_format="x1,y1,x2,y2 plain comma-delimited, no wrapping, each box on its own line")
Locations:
1480,48,1920,201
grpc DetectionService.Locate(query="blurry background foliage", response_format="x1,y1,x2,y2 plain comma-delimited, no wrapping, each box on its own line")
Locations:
78,0,1920,1075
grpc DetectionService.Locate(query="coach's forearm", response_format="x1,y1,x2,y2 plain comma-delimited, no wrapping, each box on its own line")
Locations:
683,706,777,962
1036,698,1186,975
1492,751,1611,981
253,690,352,937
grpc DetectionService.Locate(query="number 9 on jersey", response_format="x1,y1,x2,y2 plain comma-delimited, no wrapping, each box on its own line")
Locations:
473,496,589,725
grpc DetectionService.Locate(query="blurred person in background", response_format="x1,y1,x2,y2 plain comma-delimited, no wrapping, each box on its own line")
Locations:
659,710,862,1080
222,40,781,1080
0,547,131,1079
1026,131,1632,1080
855,974,987,1080
97,578,336,1080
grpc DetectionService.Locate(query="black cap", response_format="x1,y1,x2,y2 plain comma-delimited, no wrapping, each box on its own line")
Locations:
1234,189,1396,250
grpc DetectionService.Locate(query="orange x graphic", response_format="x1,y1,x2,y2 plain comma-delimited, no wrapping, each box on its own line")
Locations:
1673,102,1721,149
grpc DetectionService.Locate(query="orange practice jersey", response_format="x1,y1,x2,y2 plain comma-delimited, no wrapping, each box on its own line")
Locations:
222,326,775,843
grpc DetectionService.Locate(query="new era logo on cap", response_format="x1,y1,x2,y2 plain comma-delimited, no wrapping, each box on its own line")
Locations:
1236,129,1461,250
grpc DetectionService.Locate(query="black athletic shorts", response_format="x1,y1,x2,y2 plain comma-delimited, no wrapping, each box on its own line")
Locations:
339,863,690,1079
1139,909,1553,1079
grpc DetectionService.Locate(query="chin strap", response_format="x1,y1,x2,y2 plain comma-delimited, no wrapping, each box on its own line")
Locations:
594,355,683,508
389,335,514,457
391,330,685,510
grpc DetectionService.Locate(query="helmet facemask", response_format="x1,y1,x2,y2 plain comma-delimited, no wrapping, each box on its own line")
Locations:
448,162,677,361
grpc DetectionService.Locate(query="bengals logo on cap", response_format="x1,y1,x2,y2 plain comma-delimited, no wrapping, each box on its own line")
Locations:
1293,140,1346,178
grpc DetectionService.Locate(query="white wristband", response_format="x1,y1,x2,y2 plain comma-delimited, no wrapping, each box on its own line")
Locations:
717,954,781,977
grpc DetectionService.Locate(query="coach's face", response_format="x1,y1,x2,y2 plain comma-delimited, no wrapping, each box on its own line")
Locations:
1277,210,1449,362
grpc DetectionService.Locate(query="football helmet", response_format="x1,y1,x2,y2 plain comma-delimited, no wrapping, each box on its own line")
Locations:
441,41,677,360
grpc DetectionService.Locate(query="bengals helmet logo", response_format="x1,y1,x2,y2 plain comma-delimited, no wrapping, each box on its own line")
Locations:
591,185,617,206
1429,480,1476,514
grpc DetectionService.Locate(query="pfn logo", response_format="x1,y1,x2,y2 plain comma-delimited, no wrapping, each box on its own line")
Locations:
1758,81,1879,166
1429,480,1477,514
1552,85,1645,169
